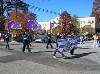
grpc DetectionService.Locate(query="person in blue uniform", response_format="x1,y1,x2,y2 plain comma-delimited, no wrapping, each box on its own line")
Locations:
4,33,10,49
27,33,32,47
22,32,31,53
53,34,67,59
80,35,84,44
69,33,78,55
46,33,53,49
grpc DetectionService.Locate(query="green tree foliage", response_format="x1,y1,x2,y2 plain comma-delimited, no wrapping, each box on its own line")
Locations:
71,15,80,34
0,0,36,32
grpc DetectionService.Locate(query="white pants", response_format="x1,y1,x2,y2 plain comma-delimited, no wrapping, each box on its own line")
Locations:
93,40,98,48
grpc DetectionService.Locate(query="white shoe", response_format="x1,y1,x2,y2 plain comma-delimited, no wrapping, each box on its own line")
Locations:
53,56,56,59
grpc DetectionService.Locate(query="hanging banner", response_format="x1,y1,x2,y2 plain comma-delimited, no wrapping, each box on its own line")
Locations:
50,22,54,30
8,21,22,29
27,20,41,31
27,20,35,30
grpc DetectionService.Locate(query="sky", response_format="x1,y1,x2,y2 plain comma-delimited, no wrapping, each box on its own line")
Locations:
24,0,93,22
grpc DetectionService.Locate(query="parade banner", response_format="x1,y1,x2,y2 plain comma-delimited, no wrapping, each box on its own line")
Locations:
57,39,66,49
57,38,77,52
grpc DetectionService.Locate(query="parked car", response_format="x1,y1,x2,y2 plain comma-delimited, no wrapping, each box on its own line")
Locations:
34,34,45,43
35,38,42,43
34,34,56,43
41,36,48,43
42,36,56,43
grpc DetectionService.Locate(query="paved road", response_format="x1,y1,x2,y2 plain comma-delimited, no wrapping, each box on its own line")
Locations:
0,41,100,74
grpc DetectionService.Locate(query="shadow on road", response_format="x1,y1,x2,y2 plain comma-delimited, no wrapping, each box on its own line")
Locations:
77,47,90,49
34,50,53,53
73,52,97,58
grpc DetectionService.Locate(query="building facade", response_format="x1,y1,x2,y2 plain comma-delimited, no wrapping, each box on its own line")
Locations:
78,17,95,33
38,22,50,31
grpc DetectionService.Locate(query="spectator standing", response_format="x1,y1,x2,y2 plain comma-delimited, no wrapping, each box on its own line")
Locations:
97,34,100,47
93,33,98,48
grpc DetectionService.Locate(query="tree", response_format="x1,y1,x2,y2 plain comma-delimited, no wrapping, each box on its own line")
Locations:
71,15,80,34
5,11,36,35
0,0,3,16
82,25,93,34
3,0,36,35
5,0,29,15
58,11,75,34
0,0,5,31
0,0,30,31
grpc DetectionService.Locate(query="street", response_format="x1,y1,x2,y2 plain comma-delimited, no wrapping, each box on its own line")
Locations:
0,41,100,74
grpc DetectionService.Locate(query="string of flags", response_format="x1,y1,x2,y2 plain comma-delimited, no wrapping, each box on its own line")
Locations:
30,5,60,15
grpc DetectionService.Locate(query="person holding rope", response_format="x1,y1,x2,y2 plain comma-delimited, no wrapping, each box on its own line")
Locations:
53,34,67,59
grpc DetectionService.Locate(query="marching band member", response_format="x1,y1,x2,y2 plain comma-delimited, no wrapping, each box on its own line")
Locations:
53,33,67,59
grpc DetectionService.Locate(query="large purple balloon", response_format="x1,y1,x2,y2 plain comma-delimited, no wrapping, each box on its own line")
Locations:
27,20,41,31
8,21,14,29
8,21,22,29
27,20,33,30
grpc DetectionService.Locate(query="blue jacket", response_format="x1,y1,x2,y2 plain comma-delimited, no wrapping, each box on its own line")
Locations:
22,35,30,44
47,34,52,42
4,35,9,43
